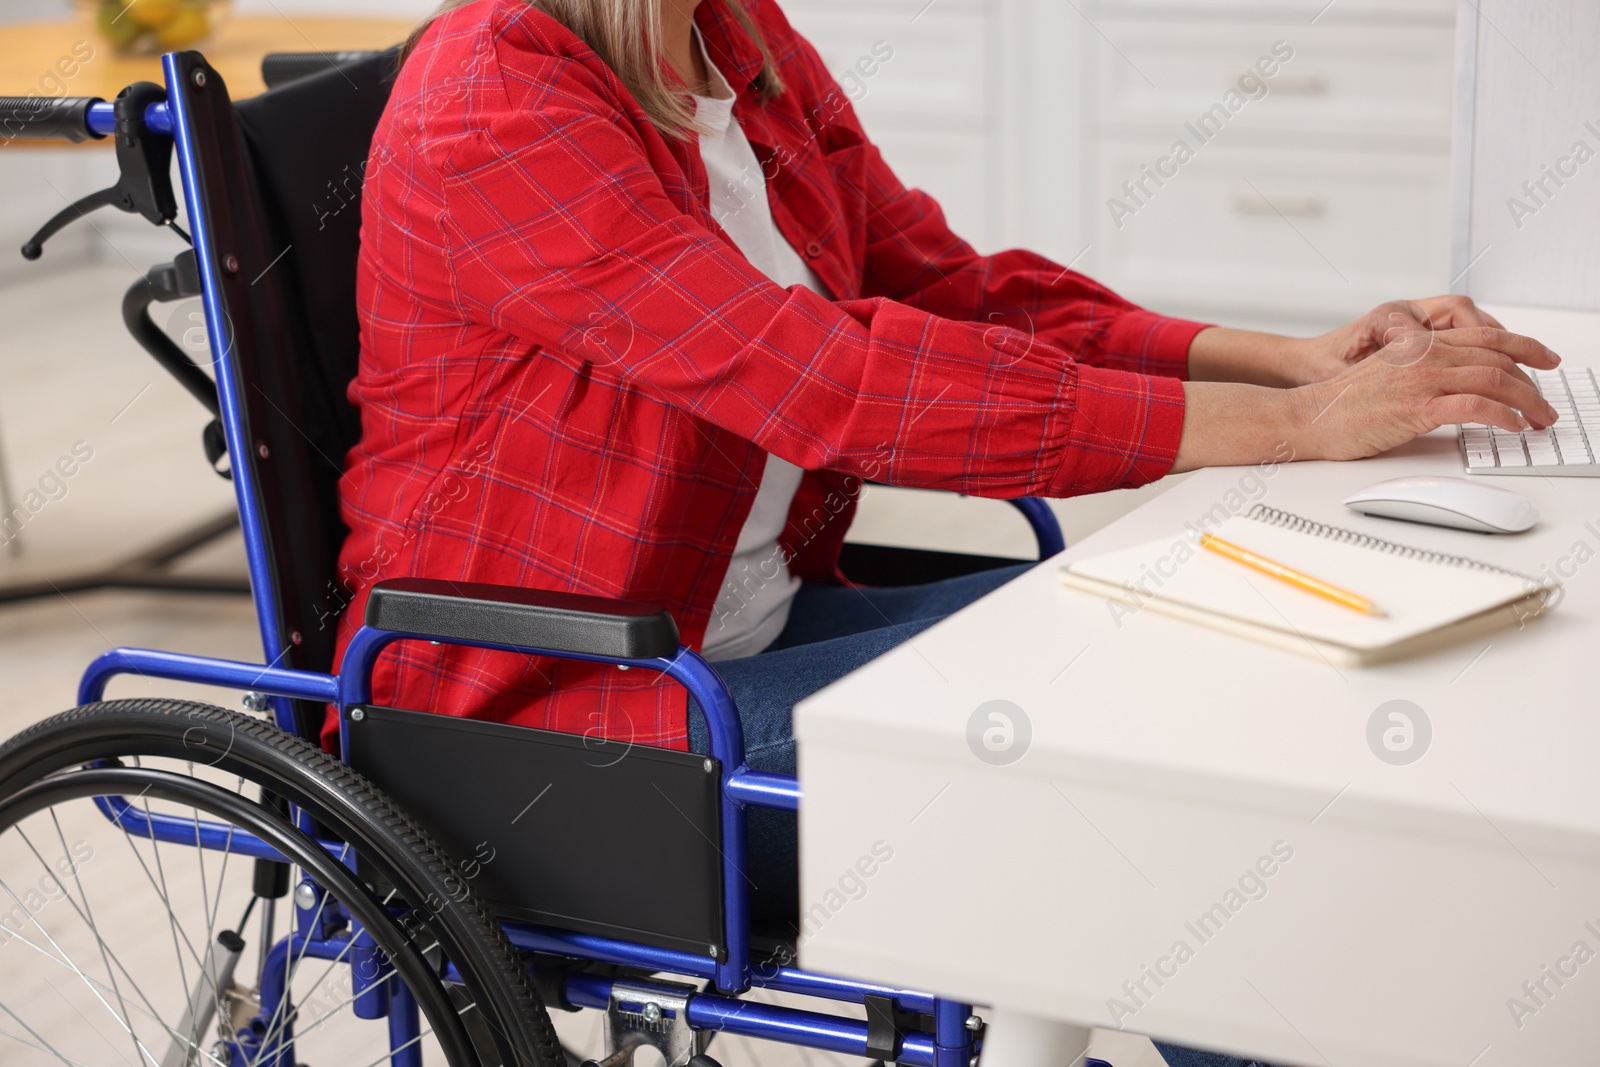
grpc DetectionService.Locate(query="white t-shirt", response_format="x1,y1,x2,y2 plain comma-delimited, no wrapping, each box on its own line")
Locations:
692,34,828,662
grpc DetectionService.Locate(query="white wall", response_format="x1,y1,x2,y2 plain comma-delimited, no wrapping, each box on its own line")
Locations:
1454,0,1600,312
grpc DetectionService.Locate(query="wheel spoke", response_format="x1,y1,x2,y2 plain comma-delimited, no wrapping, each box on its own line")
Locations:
10,813,249,1067
0,1009,98,1067
354,1025,435,1067
277,885,405,1039
106,793,209,977
245,843,352,1067
188,791,242,1061
0,702,554,1067
29,818,146,1067
0,877,166,1067
0,893,230,1067
287,960,401,1042
138,790,201,1024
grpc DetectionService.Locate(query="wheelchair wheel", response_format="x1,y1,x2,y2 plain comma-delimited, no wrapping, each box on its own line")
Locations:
0,699,565,1067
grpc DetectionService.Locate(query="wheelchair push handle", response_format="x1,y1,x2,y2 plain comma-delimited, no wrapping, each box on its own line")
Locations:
0,96,106,144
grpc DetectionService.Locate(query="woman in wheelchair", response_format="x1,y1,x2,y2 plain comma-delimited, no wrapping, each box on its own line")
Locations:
0,2,1564,1066
325,0,1560,1062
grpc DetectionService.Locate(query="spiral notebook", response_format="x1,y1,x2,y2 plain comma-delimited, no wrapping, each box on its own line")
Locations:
1059,505,1562,665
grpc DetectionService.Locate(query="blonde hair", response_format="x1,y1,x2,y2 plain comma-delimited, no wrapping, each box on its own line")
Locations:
406,0,784,139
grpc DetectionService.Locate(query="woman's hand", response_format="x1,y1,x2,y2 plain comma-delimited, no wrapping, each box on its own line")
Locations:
1174,323,1561,471
1291,323,1558,460
1291,295,1507,386
1188,295,1510,388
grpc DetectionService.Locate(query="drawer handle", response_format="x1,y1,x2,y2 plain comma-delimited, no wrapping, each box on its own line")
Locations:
1231,192,1325,218
1239,71,1328,95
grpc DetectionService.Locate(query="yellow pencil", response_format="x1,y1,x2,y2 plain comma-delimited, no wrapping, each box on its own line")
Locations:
1195,532,1387,618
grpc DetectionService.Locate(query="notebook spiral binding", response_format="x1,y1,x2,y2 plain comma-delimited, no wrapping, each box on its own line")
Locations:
1244,504,1555,595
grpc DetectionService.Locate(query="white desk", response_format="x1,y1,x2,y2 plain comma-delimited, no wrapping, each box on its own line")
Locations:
794,305,1600,1067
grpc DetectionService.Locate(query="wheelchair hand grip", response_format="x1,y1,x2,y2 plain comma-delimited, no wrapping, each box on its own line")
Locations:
262,51,386,91
0,96,105,144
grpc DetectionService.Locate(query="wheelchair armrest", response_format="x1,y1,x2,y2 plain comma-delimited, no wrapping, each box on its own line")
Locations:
364,578,680,660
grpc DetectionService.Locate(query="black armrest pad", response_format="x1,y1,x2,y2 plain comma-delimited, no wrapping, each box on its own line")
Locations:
365,578,680,660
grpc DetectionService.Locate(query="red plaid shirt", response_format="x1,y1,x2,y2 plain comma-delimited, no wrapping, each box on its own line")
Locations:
326,0,1207,751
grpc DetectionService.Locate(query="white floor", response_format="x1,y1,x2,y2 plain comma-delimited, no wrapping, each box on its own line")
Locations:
0,260,1179,1067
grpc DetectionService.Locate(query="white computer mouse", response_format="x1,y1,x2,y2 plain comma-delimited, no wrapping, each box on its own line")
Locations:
1342,476,1538,534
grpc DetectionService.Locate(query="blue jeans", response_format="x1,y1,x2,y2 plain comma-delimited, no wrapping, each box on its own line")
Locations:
689,564,1032,926
687,563,1273,1067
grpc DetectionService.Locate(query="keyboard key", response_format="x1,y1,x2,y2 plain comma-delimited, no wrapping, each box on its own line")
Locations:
1497,450,1529,467
1466,451,1497,468
1530,451,1562,466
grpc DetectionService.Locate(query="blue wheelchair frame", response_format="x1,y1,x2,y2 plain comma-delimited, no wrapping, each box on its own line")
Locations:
68,53,1067,1067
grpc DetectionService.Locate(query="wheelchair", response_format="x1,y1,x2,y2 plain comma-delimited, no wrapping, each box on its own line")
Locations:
0,46,1083,1067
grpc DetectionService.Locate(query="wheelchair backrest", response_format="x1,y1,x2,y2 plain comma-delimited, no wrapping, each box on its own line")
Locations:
192,51,397,737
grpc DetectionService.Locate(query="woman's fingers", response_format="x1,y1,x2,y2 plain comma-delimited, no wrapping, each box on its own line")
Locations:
1428,345,1540,392
1430,364,1558,427
1432,326,1562,369
1423,393,1531,434
1416,294,1507,331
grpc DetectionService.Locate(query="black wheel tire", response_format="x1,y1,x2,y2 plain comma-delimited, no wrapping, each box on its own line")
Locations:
0,698,566,1067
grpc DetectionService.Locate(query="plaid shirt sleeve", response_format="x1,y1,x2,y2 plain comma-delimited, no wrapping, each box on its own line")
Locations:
429,55,1196,497
832,94,1208,381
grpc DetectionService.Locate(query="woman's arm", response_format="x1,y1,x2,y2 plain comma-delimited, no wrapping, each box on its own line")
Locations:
431,101,1186,498
426,53,1557,493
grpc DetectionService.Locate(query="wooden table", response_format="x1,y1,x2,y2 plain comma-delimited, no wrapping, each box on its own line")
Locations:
0,13,416,132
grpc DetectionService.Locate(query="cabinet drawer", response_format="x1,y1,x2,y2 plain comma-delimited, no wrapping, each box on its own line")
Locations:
1090,141,1451,320
777,0,990,126
1093,19,1455,144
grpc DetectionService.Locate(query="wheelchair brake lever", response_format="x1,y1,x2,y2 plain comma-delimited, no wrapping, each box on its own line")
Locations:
20,186,121,260
21,81,177,261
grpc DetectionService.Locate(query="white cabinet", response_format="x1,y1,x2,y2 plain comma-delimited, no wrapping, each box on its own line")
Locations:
1091,18,1455,144
779,0,1457,330
1093,141,1453,321
1084,1,1456,327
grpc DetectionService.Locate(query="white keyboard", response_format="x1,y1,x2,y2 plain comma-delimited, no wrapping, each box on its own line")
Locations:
1459,367,1600,476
